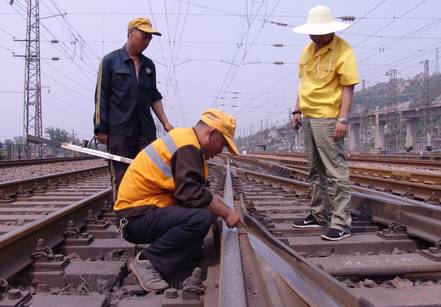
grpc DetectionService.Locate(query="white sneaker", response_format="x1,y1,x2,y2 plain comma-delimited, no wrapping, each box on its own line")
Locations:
129,252,169,291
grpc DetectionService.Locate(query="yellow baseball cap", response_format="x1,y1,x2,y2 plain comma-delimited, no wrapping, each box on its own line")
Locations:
128,17,161,36
201,108,240,155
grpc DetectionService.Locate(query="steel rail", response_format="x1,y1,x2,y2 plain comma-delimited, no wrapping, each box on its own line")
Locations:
0,156,98,168
232,165,441,244
0,166,108,198
0,187,112,279
232,155,441,204
249,152,441,168
218,159,247,307
245,218,369,307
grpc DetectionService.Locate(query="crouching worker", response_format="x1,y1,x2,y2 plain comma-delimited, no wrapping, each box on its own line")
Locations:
114,108,245,291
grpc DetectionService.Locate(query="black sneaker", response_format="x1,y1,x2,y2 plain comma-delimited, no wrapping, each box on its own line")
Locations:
293,214,323,228
321,228,351,241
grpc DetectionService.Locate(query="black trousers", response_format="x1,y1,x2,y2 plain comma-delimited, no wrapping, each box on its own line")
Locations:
124,206,214,276
108,134,155,199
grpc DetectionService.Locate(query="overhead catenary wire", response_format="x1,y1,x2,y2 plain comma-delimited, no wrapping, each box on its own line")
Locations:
10,0,97,83
214,0,282,109
2,0,441,137
147,0,187,125
213,0,268,107
352,0,428,48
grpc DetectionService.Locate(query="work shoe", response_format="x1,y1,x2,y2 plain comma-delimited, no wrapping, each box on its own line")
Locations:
321,228,351,241
292,214,324,228
129,252,169,291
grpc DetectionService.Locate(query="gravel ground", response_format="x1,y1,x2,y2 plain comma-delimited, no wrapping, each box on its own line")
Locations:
0,159,108,183
348,161,441,175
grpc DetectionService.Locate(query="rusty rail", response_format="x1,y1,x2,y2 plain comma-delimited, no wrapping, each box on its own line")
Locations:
0,166,108,199
0,187,111,278
231,154,441,204
0,156,98,168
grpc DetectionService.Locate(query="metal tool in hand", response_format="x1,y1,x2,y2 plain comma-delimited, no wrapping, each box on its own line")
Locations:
27,135,133,164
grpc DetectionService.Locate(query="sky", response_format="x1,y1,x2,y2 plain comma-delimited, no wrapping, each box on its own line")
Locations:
1,0,440,141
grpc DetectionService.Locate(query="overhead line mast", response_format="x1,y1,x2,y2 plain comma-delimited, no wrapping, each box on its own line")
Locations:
13,0,42,151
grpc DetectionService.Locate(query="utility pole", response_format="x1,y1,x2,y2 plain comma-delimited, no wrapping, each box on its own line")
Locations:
260,119,263,150
422,59,431,150
385,69,399,152
361,79,367,151
13,0,42,157
436,47,439,75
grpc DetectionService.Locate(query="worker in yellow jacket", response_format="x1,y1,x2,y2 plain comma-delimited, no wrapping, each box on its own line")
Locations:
114,108,244,291
291,5,359,241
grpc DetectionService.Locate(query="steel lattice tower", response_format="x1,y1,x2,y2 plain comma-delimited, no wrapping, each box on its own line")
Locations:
23,0,42,143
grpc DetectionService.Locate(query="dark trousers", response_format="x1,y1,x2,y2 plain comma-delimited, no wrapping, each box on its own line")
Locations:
124,206,214,276
108,134,155,198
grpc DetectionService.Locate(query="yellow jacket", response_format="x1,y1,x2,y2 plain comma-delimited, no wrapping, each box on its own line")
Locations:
114,127,210,217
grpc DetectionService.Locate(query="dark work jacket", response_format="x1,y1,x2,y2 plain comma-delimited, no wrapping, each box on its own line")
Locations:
93,45,163,138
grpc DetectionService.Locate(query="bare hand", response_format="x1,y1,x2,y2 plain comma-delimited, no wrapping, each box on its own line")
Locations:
96,133,108,145
224,211,246,229
291,113,302,130
333,122,348,138
164,122,174,132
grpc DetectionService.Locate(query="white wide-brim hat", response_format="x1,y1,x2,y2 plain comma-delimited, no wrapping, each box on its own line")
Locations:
293,5,350,35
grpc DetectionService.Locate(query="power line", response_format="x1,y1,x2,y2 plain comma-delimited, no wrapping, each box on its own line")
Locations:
3,10,441,21
214,0,282,108
353,0,429,48
213,0,268,106
0,43,14,53
340,0,387,34
9,0,97,82
357,16,441,64
147,0,187,125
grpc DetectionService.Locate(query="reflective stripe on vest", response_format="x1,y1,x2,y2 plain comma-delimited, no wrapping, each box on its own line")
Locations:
143,134,177,178
162,133,177,154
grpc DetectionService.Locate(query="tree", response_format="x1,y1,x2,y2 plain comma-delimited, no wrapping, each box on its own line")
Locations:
45,127,71,143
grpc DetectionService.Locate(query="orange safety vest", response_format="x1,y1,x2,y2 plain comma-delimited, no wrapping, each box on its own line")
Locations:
114,127,209,211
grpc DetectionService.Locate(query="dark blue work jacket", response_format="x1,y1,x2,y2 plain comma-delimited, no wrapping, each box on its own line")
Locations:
93,45,162,138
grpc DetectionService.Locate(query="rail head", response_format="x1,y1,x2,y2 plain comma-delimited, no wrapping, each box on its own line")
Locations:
219,159,247,307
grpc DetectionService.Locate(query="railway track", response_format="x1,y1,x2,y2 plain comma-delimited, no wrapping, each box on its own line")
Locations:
231,154,441,205
231,160,441,306
1,157,440,306
250,152,441,169
0,166,111,279
0,156,98,168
